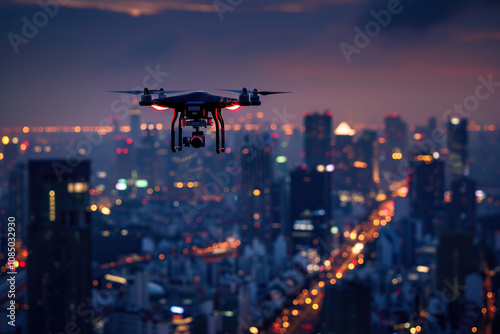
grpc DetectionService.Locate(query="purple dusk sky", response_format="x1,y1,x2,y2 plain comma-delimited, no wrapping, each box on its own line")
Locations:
1,0,499,128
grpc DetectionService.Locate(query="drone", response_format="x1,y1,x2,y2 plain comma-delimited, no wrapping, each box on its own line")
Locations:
110,88,289,154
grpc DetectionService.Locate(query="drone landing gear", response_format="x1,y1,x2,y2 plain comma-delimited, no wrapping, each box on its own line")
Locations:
212,108,225,154
170,108,225,154
171,110,182,152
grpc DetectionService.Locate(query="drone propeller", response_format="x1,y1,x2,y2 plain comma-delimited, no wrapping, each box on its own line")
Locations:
109,89,187,95
256,90,291,96
217,88,291,96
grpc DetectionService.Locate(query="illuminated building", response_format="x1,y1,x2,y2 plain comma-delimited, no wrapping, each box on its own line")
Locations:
218,293,239,334
289,166,332,255
114,133,135,179
129,105,142,143
333,121,356,190
240,133,273,251
447,117,468,181
469,127,500,188
1,135,20,171
106,310,172,334
135,123,166,186
478,214,500,257
398,216,418,269
409,154,444,235
353,130,379,194
427,116,439,150
7,163,28,243
27,160,91,334
321,280,371,334
270,182,287,242
304,111,332,167
381,113,407,178
449,176,476,230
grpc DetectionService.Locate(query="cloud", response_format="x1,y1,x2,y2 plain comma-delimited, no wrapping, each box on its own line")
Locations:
451,30,500,43
10,0,215,16
358,0,500,30
6,0,366,16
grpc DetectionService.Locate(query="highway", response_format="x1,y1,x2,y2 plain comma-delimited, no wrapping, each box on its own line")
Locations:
260,186,403,334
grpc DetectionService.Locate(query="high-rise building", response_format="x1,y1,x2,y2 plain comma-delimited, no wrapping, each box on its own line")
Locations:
398,216,418,269
449,176,476,230
478,214,500,256
8,163,28,241
353,130,379,194
304,111,332,168
409,154,444,235
427,116,438,144
447,117,468,181
436,230,478,299
129,106,142,143
270,181,287,242
27,160,91,334
136,123,166,186
114,134,135,179
219,294,239,334
381,113,407,179
321,280,371,334
240,133,273,250
1,135,20,171
289,167,332,255
332,121,356,191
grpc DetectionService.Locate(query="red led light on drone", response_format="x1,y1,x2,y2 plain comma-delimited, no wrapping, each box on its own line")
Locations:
151,105,169,111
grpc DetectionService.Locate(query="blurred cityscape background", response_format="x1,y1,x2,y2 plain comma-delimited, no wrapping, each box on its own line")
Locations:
1,108,500,334
1,1,500,334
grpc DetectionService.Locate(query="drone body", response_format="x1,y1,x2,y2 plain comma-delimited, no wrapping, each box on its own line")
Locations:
111,88,288,154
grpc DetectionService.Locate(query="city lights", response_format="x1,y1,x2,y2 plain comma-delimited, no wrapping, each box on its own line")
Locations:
416,266,430,273
276,156,287,163
49,190,56,221
1,5,494,333
105,274,127,284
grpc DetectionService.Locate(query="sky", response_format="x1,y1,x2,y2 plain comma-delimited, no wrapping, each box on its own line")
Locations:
1,0,499,128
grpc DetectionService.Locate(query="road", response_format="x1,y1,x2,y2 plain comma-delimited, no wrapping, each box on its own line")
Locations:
262,195,398,334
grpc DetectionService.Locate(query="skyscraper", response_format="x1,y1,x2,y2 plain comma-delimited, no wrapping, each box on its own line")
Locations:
450,176,476,230
27,160,91,334
270,181,287,242
304,111,332,168
8,163,27,242
381,113,407,179
333,121,356,191
436,230,478,299
447,117,468,181
1,135,19,172
114,133,135,179
321,280,371,334
354,130,379,194
240,133,273,250
129,106,142,143
409,154,445,235
289,166,332,255
136,123,165,185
